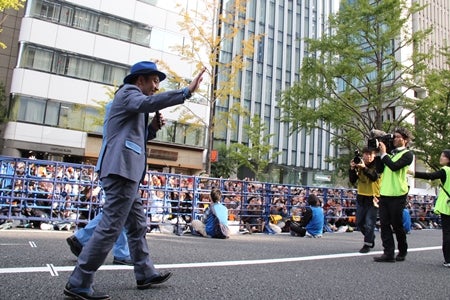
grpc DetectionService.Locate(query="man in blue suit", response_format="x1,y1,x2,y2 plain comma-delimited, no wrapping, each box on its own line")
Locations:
66,102,134,266
64,61,205,299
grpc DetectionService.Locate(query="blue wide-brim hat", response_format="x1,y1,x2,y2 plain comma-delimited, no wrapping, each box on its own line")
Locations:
123,61,166,83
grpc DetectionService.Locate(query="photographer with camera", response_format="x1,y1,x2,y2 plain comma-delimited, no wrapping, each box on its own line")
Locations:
373,127,414,263
349,147,381,253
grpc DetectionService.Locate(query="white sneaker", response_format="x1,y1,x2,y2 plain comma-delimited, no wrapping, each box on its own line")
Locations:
0,222,12,230
40,223,53,230
443,262,450,268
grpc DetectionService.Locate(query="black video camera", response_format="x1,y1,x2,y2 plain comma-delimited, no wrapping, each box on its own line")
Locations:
353,150,362,164
367,134,394,153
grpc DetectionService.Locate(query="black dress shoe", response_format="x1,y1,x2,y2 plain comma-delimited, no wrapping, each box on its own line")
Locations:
66,235,83,257
113,257,133,266
396,253,407,261
136,272,173,290
359,245,370,253
64,282,110,300
373,254,395,262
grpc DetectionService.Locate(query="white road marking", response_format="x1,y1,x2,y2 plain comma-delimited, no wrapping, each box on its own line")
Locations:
47,264,58,276
0,246,441,276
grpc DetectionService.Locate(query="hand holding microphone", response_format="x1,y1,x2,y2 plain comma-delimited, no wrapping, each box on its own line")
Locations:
152,111,165,130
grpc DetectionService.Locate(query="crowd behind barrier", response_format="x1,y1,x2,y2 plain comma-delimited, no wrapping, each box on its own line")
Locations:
0,156,439,233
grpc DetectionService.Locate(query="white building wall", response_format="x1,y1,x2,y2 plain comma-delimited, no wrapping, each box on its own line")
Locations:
4,0,209,165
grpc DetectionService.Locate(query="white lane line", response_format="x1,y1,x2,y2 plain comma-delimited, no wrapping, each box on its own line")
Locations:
47,264,58,276
0,246,442,275
29,241,37,248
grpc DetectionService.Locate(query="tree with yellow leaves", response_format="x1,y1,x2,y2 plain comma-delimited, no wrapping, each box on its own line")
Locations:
158,0,263,174
0,0,25,49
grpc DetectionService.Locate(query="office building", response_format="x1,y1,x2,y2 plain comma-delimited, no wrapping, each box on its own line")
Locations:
0,0,208,174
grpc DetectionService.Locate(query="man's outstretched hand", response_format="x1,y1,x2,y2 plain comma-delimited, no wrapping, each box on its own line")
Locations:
188,67,206,93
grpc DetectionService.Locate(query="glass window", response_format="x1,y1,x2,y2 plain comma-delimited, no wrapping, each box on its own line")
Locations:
52,52,69,75
98,16,131,40
90,63,126,85
65,57,91,80
132,26,151,46
175,123,187,144
21,45,53,72
185,126,205,147
59,103,84,130
32,0,60,22
84,107,102,133
110,66,127,85
90,63,107,83
73,8,98,32
17,97,46,124
60,6,74,25
44,101,60,126
156,121,175,143
29,0,151,46
21,43,128,86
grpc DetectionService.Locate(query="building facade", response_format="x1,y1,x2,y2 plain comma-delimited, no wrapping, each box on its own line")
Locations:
215,0,339,185
0,0,209,174
413,0,449,71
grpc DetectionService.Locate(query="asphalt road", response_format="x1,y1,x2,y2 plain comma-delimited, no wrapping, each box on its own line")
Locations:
0,228,449,300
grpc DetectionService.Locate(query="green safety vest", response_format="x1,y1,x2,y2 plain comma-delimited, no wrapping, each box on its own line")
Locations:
380,149,410,196
434,166,450,216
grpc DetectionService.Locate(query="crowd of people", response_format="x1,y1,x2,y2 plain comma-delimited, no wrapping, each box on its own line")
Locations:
0,155,438,235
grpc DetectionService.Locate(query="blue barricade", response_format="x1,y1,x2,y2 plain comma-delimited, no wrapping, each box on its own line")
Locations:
0,156,438,232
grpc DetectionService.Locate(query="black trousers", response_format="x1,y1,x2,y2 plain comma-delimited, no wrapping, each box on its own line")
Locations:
441,214,450,263
378,194,408,257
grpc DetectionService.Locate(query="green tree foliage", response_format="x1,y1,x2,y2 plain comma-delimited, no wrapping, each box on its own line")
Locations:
413,48,450,171
230,115,281,181
279,0,431,174
87,85,118,133
210,143,239,178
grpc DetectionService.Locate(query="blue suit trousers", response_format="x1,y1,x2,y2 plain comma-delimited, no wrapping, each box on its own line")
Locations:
75,211,131,259
68,175,158,291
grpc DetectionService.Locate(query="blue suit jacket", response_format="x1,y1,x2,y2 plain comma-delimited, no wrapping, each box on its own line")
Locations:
97,84,186,183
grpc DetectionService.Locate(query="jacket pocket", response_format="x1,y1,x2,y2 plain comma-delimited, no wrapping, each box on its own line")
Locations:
125,140,142,155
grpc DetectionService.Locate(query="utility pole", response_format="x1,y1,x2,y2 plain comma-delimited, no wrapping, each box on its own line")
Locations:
205,0,223,175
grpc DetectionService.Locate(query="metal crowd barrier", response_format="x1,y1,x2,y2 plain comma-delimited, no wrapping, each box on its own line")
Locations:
0,156,438,232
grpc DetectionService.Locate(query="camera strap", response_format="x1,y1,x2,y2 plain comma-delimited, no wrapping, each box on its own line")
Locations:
440,184,450,200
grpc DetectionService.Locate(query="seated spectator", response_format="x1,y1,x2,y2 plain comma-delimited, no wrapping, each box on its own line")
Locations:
241,196,265,233
223,195,238,221
326,201,348,231
290,194,324,238
412,205,429,229
191,188,229,238
148,190,171,232
269,196,288,232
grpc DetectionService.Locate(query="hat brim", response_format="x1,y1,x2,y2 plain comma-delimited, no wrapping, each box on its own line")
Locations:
123,70,166,84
